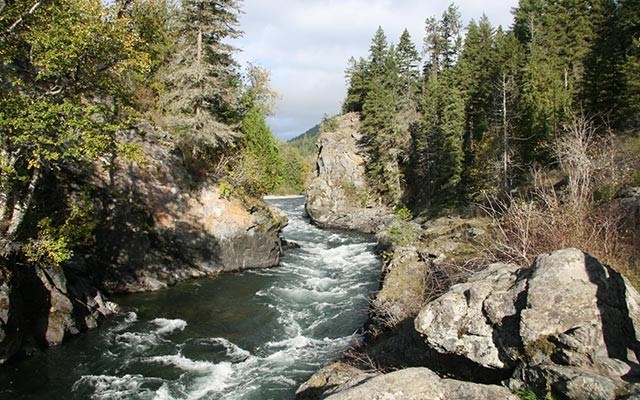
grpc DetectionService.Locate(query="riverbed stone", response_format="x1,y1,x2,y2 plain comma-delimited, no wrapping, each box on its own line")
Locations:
324,368,519,400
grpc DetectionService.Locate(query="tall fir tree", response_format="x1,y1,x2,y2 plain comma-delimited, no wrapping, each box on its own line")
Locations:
368,26,389,79
457,15,499,198
396,28,421,112
423,3,463,79
343,57,369,113
412,73,465,208
163,0,243,164
361,76,403,204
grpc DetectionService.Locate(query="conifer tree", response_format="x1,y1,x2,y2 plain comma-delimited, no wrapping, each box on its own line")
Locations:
456,16,499,197
343,57,369,113
361,76,402,204
163,0,243,164
396,29,421,111
423,3,463,79
368,26,389,79
412,73,465,207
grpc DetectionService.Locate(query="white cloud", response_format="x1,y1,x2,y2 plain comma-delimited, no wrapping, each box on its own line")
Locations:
232,0,519,140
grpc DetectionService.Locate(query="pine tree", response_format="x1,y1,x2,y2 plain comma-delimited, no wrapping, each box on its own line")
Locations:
412,73,465,207
368,26,389,79
457,16,499,198
361,76,402,204
396,29,421,111
514,0,599,162
423,3,463,79
163,0,243,163
343,57,369,113
494,30,525,192
458,16,497,151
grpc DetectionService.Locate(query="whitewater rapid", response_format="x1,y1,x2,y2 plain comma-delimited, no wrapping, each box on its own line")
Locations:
0,197,381,400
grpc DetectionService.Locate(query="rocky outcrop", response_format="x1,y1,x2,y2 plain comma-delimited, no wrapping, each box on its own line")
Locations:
300,246,640,399
0,121,286,363
321,368,518,400
305,113,391,233
296,362,377,400
88,123,286,293
415,248,640,399
0,264,117,363
0,272,18,364
373,216,492,330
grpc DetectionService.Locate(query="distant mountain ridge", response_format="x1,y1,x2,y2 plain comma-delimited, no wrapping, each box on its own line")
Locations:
287,122,320,158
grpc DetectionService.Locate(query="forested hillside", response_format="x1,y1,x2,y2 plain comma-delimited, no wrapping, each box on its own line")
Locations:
333,1,640,281
343,1,639,209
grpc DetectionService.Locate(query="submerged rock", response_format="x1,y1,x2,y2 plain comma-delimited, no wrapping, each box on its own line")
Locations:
305,113,391,233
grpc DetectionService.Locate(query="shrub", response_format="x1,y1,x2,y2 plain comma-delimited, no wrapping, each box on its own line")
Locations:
386,207,417,248
483,115,640,287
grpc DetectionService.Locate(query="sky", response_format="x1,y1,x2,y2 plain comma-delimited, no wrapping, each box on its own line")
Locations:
231,0,519,141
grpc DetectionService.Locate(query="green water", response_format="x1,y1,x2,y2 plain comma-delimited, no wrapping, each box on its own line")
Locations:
0,197,381,399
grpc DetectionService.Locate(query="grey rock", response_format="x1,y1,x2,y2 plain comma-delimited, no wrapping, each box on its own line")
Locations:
415,262,523,370
415,248,640,399
35,266,77,346
296,362,376,400
324,368,518,400
0,277,19,364
305,113,391,233
519,364,617,400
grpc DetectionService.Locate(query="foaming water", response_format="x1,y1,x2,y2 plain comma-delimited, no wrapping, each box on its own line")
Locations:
0,197,380,400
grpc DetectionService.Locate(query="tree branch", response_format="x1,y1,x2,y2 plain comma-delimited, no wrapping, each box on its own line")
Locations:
6,1,42,34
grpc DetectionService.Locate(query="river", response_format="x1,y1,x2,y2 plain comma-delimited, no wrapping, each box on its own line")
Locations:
0,197,381,399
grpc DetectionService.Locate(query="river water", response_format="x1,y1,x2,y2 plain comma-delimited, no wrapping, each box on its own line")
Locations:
0,197,381,400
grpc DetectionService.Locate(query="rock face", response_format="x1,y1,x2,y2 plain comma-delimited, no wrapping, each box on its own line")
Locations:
0,264,117,363
0,122,286,364
306,113,391,233
0,274,18,364
322,368,518,400
88,124,286,293
415,248,640,399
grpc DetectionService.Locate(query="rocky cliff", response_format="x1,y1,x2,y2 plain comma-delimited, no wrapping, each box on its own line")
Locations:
0,121,285,364
305,113,391,233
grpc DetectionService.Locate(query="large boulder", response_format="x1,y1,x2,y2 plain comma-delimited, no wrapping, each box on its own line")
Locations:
323,368,518,400
305,113,391,233
415,248,640,399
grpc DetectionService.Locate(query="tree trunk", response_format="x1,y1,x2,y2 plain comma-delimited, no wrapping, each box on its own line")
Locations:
0,150,18,226
4,167,41,242
197,25,203,64
502,73,509,193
